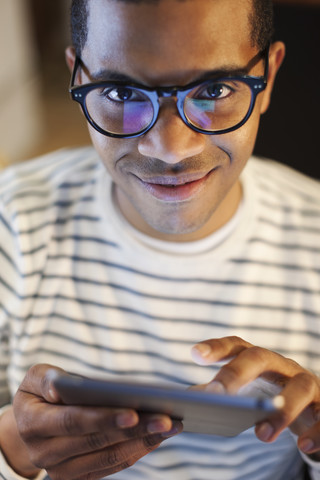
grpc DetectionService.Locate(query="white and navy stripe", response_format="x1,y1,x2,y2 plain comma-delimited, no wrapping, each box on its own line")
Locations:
0,148,320,479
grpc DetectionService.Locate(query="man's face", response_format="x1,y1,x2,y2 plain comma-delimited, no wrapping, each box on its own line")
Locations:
74,0,283,241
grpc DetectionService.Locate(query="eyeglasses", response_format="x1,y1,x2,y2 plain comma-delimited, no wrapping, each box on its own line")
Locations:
69,47,269,139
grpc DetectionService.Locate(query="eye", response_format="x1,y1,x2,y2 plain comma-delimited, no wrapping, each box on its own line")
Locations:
103,86,136,102
207,83,231,98
196,82,233,100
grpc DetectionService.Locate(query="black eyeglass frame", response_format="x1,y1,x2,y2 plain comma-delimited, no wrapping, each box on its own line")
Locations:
69,46,270,139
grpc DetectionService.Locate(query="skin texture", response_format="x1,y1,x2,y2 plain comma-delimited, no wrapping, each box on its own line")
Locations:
191,337,320,459
66,0,284,242
4,1,320,479
7,365,182,479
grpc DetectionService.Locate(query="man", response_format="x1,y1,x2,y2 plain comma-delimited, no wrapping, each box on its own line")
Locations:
0,0,319,479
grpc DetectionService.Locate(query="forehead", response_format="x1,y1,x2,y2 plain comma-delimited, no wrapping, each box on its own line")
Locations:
84,0,255,84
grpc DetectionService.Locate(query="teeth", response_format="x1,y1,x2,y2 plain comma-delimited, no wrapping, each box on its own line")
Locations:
167,183,186,187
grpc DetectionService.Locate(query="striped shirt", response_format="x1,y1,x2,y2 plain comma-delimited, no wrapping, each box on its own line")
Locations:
0,147,320,480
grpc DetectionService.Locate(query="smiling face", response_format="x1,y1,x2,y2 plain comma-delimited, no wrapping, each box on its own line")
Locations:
67,0,285,241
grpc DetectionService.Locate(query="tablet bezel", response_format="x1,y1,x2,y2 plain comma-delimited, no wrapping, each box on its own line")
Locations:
53,373,282,437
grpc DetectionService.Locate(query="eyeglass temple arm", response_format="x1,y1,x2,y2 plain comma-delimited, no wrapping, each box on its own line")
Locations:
70,56,82,91
263,44,270,83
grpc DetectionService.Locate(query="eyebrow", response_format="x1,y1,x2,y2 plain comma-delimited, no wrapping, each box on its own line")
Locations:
89,64,253,86
86,49,265,85
90,70,141,83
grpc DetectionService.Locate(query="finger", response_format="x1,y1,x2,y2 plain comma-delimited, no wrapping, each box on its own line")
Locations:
188,383,210,392
256,372,320,443
28,415,180,469
48,447,151,480
21,403,175,439
66,450,150,480
16,364,66,403
205,347,302,394
15,365,171,438
191,336,252,365
13,365,142,440
45,415,178,466
22,400,174,439
21,408,178,470
15,398,139,440
48,425,182,480
298,420,320,456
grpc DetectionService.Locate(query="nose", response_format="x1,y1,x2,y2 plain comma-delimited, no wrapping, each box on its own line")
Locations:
137,101,206,164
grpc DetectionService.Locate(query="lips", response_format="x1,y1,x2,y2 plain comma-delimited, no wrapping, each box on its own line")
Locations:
135,168,216,202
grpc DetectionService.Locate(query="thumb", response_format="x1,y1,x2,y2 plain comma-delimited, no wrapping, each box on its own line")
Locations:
44,368,65,403
19,364,66,403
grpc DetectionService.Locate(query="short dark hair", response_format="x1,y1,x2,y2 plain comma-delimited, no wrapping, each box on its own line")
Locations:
71,0,89,57
251,0,274,52
71,0,274,57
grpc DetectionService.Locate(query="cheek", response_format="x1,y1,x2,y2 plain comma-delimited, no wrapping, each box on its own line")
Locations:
88,126,114,159
213,106,261,164
88,126,129,178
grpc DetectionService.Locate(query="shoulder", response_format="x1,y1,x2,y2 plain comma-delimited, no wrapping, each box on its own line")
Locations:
245,157,320,212
0,146,100,203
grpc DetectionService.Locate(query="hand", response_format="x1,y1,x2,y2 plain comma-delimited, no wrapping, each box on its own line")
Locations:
191,336,320,458
12,364,182,480
0,406,41,479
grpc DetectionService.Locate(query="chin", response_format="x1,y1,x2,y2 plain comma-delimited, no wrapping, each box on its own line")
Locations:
145,212,212,238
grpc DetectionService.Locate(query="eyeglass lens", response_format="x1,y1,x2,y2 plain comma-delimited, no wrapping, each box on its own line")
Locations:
86,87,154,135
185,80,252,131
84,79,253,136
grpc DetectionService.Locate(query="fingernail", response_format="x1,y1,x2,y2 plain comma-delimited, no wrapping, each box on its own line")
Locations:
300,438,315,453
116,412,137,428
48,388,60,402
205,381,226,394
161,426,180,438
256,422,274,442
191,344,211,365
161,421,183,438
195,343,211,356
147,416,171,434
45,369,60,402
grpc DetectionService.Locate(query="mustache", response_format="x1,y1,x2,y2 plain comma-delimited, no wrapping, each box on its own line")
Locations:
119,148,231,176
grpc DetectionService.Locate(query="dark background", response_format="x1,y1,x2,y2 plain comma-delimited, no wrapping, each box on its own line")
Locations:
254,4,320,179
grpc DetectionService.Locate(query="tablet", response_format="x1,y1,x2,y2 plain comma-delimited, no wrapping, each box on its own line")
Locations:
53,373,284,437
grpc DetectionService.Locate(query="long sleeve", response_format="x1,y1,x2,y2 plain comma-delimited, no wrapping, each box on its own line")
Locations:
299,451,320,479
0,407,47,480
0,178,41,480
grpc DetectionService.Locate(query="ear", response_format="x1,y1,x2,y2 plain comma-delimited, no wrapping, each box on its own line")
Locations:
65,46,76,73
260,41,286,114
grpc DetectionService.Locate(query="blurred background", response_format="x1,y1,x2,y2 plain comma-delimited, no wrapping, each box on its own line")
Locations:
0,0,319,178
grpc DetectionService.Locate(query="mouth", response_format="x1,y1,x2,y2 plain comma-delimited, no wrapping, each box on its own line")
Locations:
134,168,217,202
